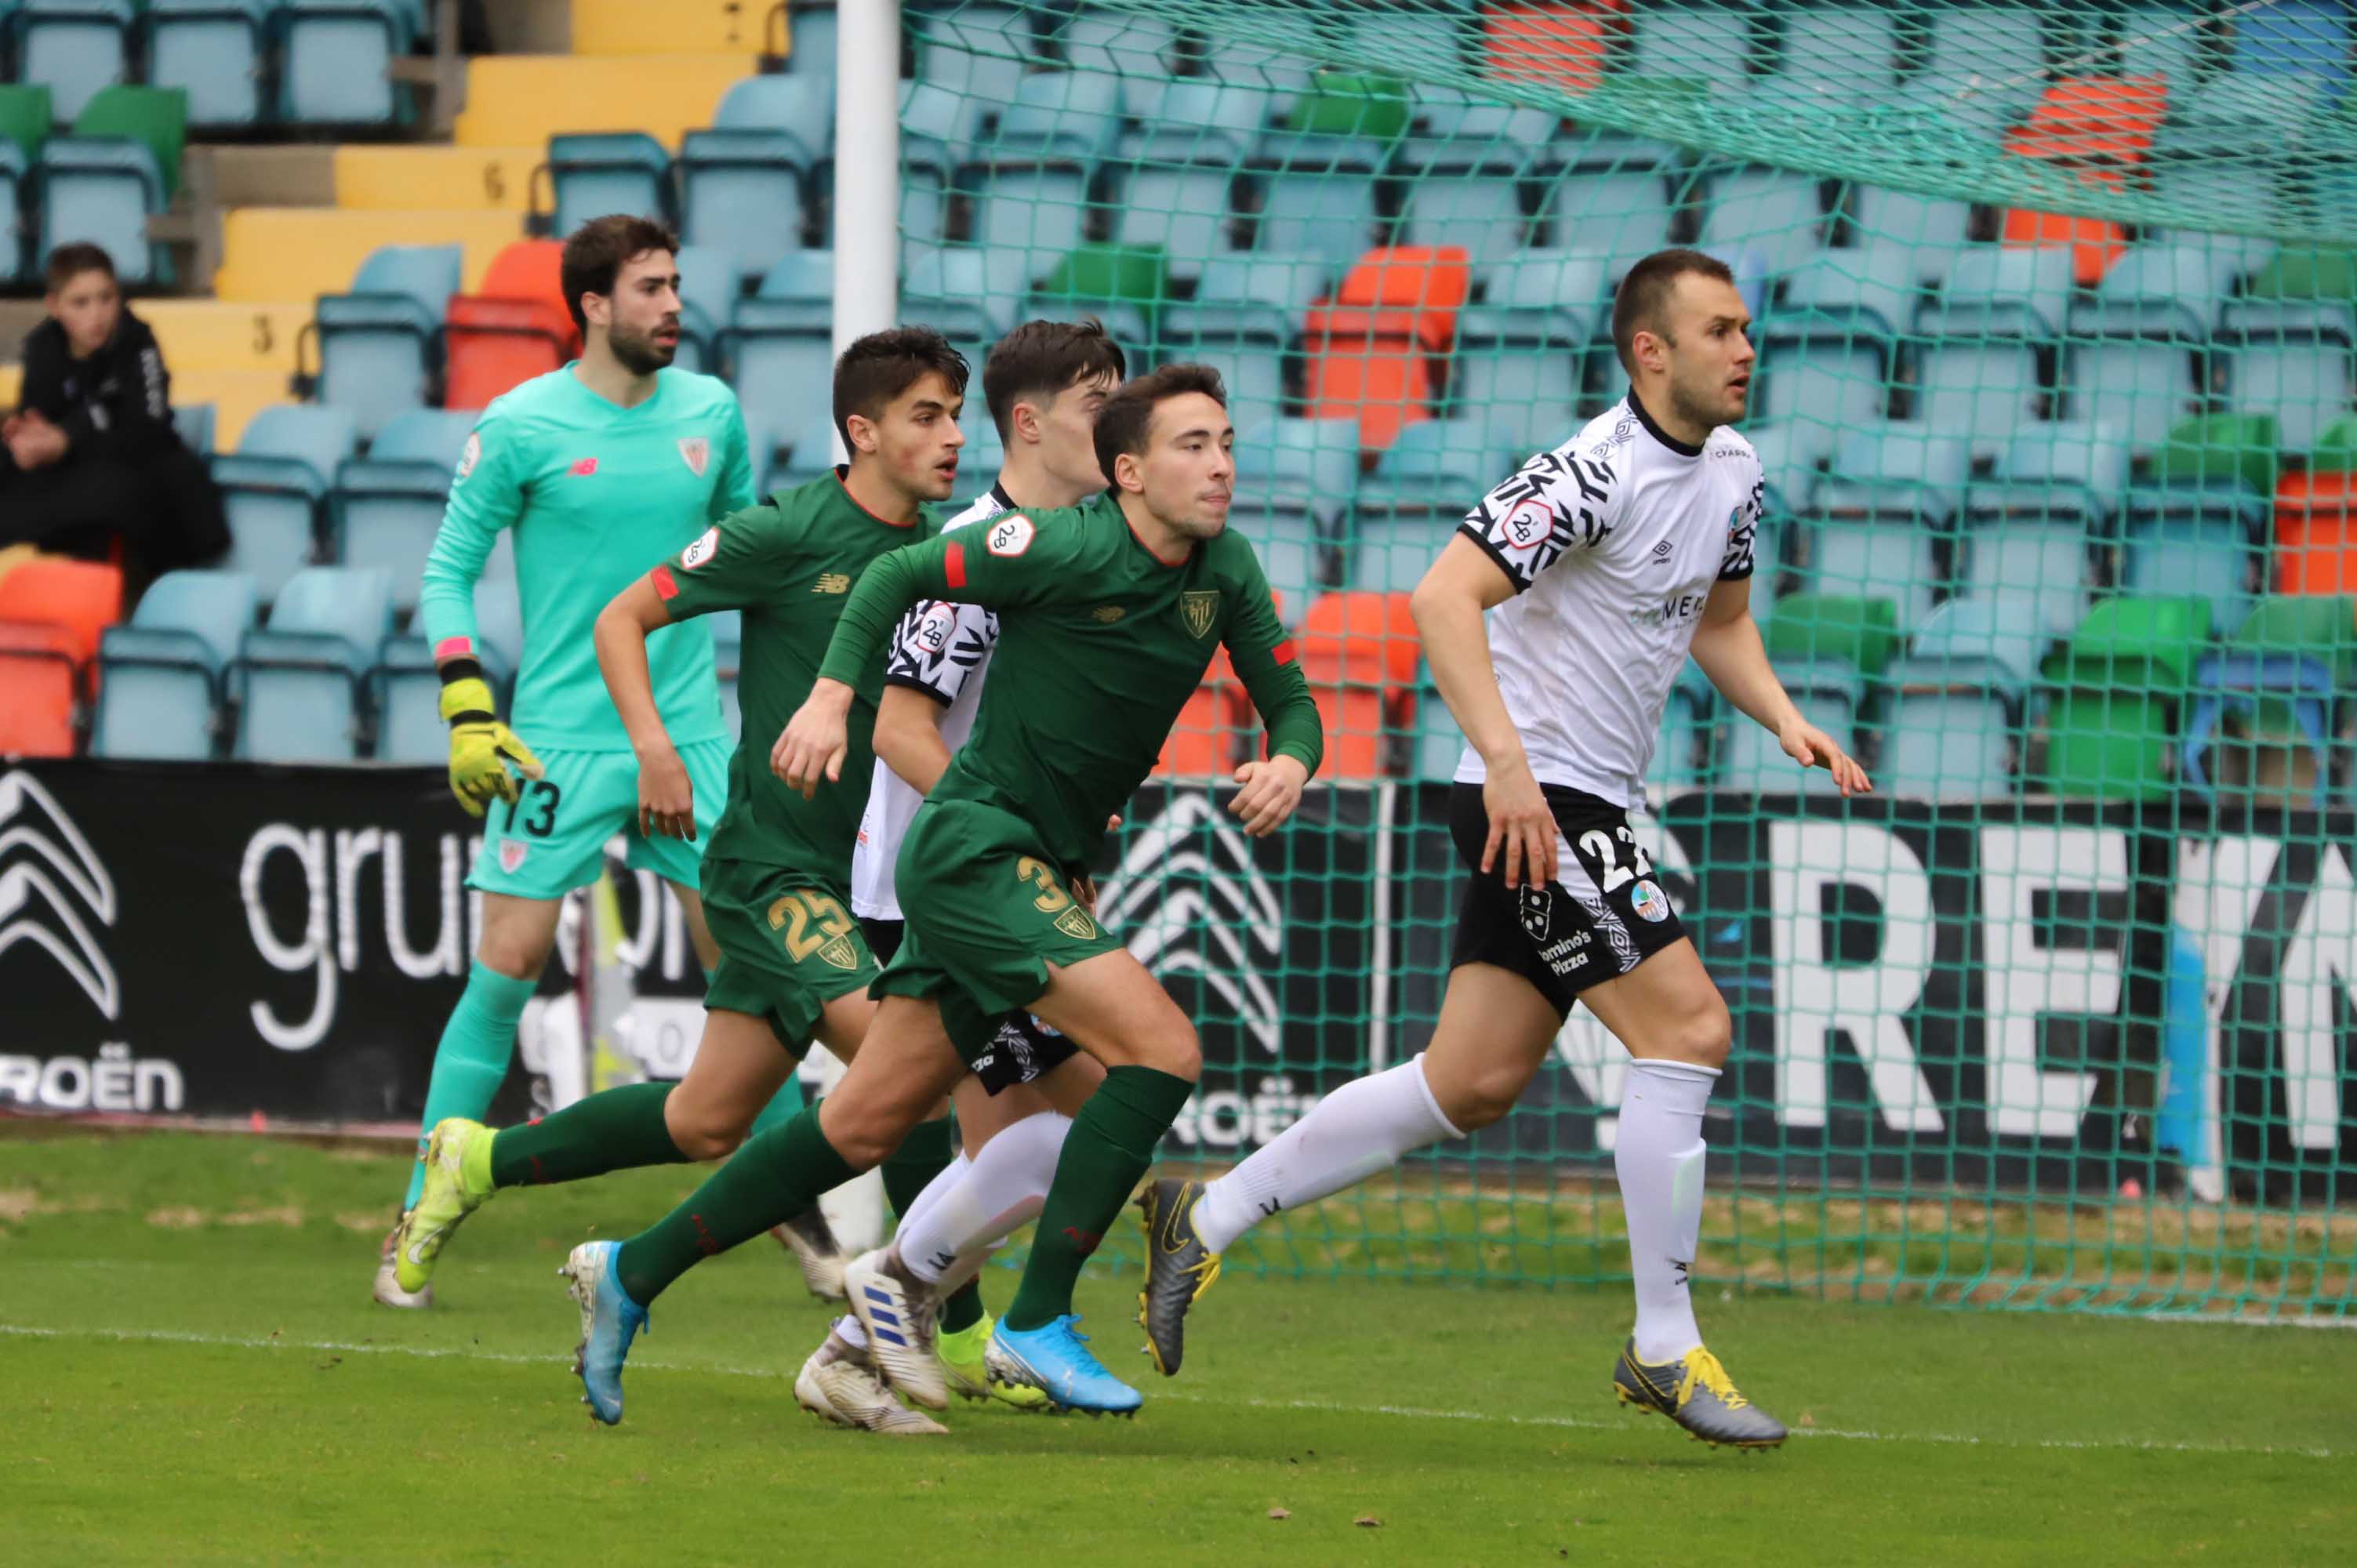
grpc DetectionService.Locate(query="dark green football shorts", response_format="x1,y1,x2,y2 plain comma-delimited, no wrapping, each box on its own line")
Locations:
699,855,878,1053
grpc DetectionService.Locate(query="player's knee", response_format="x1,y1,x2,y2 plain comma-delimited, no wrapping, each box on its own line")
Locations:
1668,999,1733,1071
1447,1057,1532,1132
1132,1016,1201,1081
819,1098,906,1171
664,1096,753,1163
474,929,551,983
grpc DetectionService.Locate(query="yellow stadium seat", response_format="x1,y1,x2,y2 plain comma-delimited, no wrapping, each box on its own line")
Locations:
454,54,755,152
213,208,521,305
335,147,540,212
138,300,310,374
169,371,292,451
0,362,20,409
570,0,764,53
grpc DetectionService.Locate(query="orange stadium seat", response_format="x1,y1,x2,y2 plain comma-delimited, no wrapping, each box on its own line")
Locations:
1298,591,1420,779
1155,648,1249,779
2011,76,2168,164
1484,2,1620,96
2275,471,2357,595
0,557,122,757
442,240,580,409
1305,247,1472,450
0,555,124,665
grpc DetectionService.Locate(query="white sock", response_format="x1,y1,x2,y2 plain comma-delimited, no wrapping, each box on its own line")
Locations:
833,1313,866,1350
1616,1058,1719,1364
899,1112,1071,1285
1195,1054,1464,1256
893,1152,969,1254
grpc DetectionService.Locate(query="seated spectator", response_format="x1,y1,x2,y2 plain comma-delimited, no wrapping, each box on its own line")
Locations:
2,242,229,591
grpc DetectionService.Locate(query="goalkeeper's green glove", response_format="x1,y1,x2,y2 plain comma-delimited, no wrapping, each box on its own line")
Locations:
438,662,543,816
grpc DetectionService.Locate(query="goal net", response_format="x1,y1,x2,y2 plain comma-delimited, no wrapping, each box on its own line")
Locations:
884,0,2357,1319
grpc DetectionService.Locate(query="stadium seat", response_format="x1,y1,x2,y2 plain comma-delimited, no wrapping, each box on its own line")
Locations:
443,241,577,411
234,565,392,761
281,0,417,128
2227,0,2351,77
1814,422,1970,526
1482,2,1615,97
370,579,515,762
1298,590,1420,779
93,568,256,759
1250,129,1386,272
1759,245,1914,445
1398,142,1538,272
2275,471,2357,595
713,71,833,162
2155,410,2281,499
1161,252,1327,433
730,301,834,438
1881,598,2043,801
2114,5,2204,89
913,2,1037,104
1625,4,1756,93
546,132,674,238
1026,243,1168,356
681,128,811,283
1646,670,1712,793
903,243,1031,353
0,138,27,284
0,553,121,666
2041,595,2210,800
1304,246,1473,450
1232,415,1359,535
1767,5,1903,100
1355,419,1513,519
37,132,164,284
2065,242,2237,454
1153,652,1251,779
0,553,122,757
0,83,56,162
1536,166,1674,270
1920,5,2050,128
2123,516,2264,637
963,140,1098,275
781,0,836,76
1225,506,1321,628
143,0,271,129
1849,184,1972,286
1799,514,1941,630
213,405,359,604
1914,244,2076,458
1746,423,1825,513
2221,299,2355,459
1451,252,1600,456
17,0,133,122
1724,593,1890,797
1111,90,1259,277
899,81,971,247
669,243,739,374
332,409,474,615
751,248,833,329
309,243,459,441
1698,164,1829,281
1962,422,2130,637
2181,594,2357,806
174,401,215,455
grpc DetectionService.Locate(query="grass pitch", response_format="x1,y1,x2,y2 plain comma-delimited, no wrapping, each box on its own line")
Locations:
3,1127,2351,1567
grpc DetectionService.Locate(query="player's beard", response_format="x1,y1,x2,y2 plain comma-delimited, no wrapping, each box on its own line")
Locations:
1667,367,1741,434
610,323,676,377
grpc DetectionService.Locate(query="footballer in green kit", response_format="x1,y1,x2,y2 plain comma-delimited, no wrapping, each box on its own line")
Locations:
554,363,1324,1425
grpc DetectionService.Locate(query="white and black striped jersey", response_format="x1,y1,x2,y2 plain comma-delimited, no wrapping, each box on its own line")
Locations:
849,482,1011,921
1453,394,1763,809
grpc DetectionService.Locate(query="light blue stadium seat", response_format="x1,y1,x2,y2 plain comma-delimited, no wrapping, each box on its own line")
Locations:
2115,5,2203,89
1232,414,1356,532
1201,20,1317,99
903,242,1032,348
1628,4,1755,92
714,71,833,158
280,0,417,128
2228,0,2350,77
1349,514,1452,596
547,132,672,238
1767,5,1904,100
1719,666,1866,797
333,408,473,615
1224,503,1321,628
782,0,835,75
899,80,973,246
2123,516,2263,637
1760,244,1914,440
0,141,27,282
1645,669,1711,793
993,70,1124,158
1802,517,1941,628
1455,249,1604,455
19,0,132,122
93,568,258,759
1250,131,1385,272
1881,598,2043,802
2221,298,2355,456
1816,421,1971,523
38,134,162,283
963,150,1096,274
1111,87,1264,275
1537,168,1672,270
1849,184,1972,285
1341,2,1469,71
1915,244,2076,459
144,0,272,129
1699,165,1829,281
1962,423,2129,637
213,405,359,603
956,422,1002,493
772,411,841,488
2065,243,2238,455
174,401,215,455
1920,5,2050,129
912,2,1037,103
234,564,390,760
748,247,830,337
666,242,737,374
1162,252,1326,433
311,242,457,441
369,579,513,763
1057,7,1172,76
1746,423,1825,512
1396,86,1553,170
688,76,824,278
1399,147,1535,272
730,301,833,445
1355,419,1514,521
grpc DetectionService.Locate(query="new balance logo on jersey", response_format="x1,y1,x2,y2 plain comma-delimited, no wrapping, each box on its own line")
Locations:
569,457,598,477
0,771,120,1018
812,574,851,594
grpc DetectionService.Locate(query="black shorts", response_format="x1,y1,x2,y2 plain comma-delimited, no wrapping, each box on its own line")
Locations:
1446,781,1687,1018
856,916,1081,1096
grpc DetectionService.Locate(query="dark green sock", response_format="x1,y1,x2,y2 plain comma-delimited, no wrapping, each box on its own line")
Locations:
1004,1065,1194,1331
488,1081,684,1189
882,1115,954,1220
615,1104,858,1307
942,1278,985,1334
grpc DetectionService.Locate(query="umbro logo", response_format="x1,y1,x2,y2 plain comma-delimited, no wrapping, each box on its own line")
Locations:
1651,541,1674,563
0,771,119,1018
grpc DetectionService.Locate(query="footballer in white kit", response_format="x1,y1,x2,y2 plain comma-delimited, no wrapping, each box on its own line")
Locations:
1137,249,1870,1450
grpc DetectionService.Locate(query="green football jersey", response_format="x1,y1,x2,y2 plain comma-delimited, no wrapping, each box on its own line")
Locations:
658,470,936,880
819,491,1325,871
419,365,756,752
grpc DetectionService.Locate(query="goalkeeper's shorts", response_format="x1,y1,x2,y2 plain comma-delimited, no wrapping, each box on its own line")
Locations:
465,739,732,900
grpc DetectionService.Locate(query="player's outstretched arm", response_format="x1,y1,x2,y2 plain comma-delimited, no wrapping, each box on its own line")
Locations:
1411,535,1557,888
594,575,695,840
1689,575,1871,797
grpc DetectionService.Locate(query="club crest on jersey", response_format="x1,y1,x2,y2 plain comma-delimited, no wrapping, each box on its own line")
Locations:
985,514,1034,557
1630,880,1671,924
456,432,481,481
498,840,528,874
681,525,720,569
815,934,860,971
679,437,710,477
1178,590,1220,639
1055,906,1099,941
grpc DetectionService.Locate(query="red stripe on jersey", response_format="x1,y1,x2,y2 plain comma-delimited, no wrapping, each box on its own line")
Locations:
944,542,967,590
652,564,679,600
1270,638,1297,666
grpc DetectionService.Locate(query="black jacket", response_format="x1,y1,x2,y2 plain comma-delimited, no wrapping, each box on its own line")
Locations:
17,309,180,462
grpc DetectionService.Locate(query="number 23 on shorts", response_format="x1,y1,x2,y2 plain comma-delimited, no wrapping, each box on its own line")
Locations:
766,889,861,971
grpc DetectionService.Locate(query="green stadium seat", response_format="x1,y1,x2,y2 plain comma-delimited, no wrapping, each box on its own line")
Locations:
2312,416,2357,474
1763,593,1900,681
0,83,55,160
2039,595,2212,800
2155,412,2280,498
72,83,187,200
1028,243,1168,353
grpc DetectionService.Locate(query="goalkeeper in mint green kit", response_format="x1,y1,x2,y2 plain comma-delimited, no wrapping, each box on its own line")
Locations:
375,216,803,1308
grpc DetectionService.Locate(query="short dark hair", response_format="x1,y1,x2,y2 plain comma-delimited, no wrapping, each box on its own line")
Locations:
1611,248,1737,376
1092,363,1228,487
560,215,679,334
45,242,115,293
982,319,1128,441
833,327,970,453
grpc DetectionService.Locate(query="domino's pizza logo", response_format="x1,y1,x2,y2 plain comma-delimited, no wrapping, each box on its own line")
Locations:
985,514,1034,557
1629,880,1670,924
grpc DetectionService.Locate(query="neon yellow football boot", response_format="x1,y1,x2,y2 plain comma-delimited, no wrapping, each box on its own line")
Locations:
391,1118,496,1294
939,1314,1053,1411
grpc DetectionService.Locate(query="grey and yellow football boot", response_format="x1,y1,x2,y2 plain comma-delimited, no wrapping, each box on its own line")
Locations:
1611,1339,1788,1450
1135,1178,1222,1376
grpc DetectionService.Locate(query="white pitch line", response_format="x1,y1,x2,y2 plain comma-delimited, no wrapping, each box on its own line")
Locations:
2,1323,2340,1461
